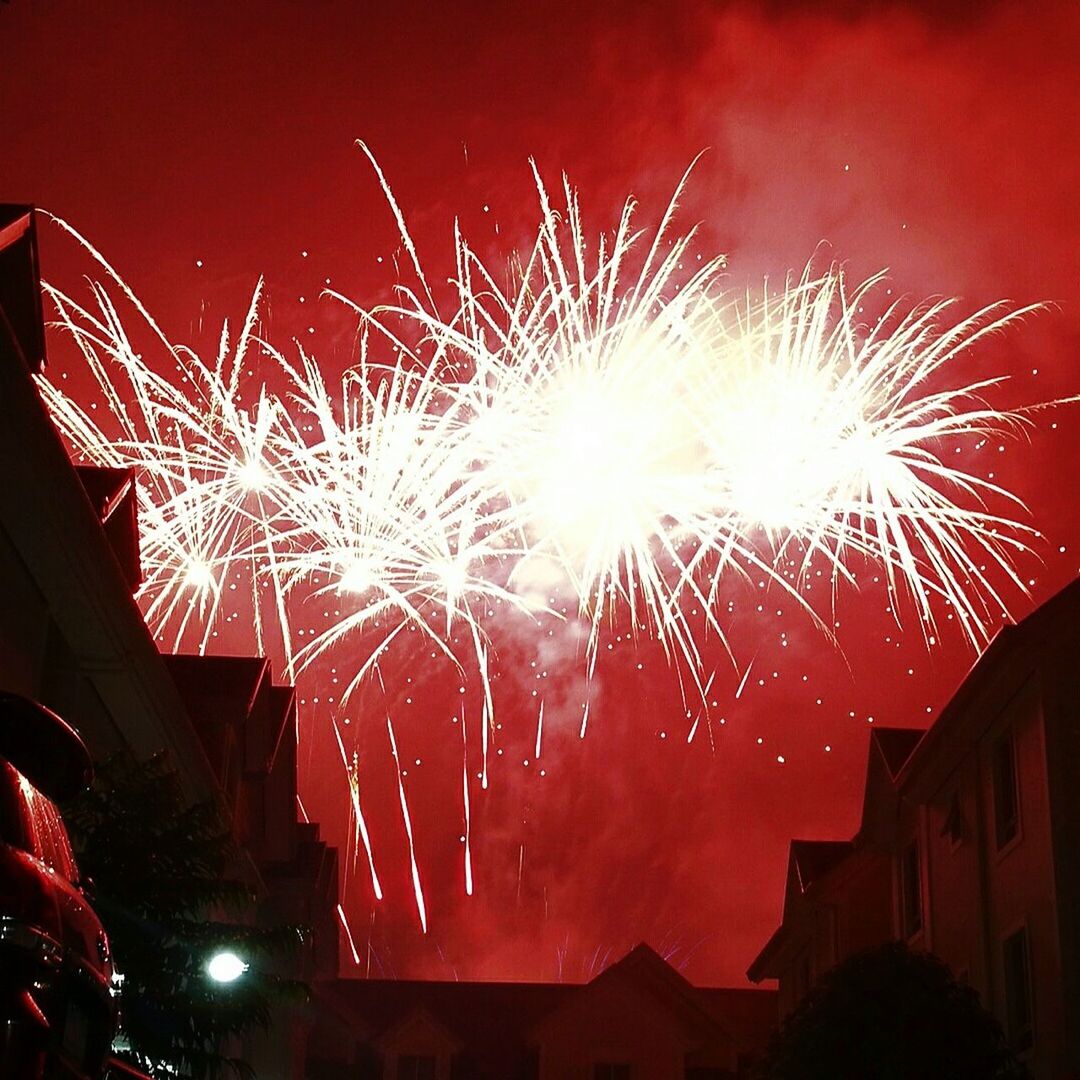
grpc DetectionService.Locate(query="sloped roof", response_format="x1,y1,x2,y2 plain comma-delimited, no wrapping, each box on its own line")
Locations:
324,977,569,1077
0,204,46,373
74,465,132,522
543,942,732,1045
164,653,269,721
855,727,925,846
323,944,777,1076
790,839,854,892
896,575,1080,792
747,840,856,982
870,727,924,778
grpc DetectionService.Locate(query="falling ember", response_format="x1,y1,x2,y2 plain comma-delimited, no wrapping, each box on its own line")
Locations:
516,843,525,906
461,705,473,897
337,904,361,966
386,710,428,933
333,719,383,901
735,659,756,701
686,672,714,744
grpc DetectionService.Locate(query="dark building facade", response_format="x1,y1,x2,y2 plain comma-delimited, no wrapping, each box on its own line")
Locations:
310,943,777,1080
0,205,340,1075
749,578,1080,1079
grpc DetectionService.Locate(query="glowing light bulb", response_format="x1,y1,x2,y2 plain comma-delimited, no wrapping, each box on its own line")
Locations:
206,951,247,983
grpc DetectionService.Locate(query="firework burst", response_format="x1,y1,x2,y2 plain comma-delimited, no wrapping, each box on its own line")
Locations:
35,161,1047,924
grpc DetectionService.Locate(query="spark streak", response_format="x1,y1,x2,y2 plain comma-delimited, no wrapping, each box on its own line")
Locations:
337,903,361,966
333,718,383,900
386,710,428,932
461,705,473,897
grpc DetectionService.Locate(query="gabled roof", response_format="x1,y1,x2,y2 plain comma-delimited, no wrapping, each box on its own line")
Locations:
747,839,857,983
372,1002,464,1056
0,204,46,373
75,465,142,590
162,654,270,794
896,575,1080,794
323,945,777,1075
533,942,733,1047
75,465,132,522
856,727,926,845
789,840,854,893
871,727,924,778
324,977,569,1077
164,653,269,722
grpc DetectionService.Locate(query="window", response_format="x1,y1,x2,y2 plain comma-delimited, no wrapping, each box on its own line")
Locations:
941,788,966,849
992,731,1020,850
397,1054,436,1080
900,839,922,939
594,1065,632,1080
1003,928,1034,1052
794,951,811,1001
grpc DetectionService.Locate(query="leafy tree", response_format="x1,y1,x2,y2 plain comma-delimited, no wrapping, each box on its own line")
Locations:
63,750,308,1079
757,941,1027,1080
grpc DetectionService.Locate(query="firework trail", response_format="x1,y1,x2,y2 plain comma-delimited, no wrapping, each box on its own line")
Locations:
460,703,474,897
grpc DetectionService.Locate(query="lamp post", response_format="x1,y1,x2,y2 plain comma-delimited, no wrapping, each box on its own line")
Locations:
206,950,248,984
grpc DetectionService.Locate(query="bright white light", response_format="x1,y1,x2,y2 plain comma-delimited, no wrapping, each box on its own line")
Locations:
338,558,375,595
184,560,215,590
435,558,467,597
206,951,248,983
236,458,270,492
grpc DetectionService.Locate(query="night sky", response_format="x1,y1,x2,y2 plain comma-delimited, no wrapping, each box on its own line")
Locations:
3,0,1078,986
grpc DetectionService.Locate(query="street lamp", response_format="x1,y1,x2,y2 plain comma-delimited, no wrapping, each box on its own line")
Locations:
206,950,248,984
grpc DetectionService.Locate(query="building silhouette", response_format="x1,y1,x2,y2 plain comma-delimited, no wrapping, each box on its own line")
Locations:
310,943,777,1079
0,204,340,1074
749,577,1080,1078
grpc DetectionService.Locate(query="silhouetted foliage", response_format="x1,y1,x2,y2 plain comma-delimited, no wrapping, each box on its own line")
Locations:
757,941,1027,1080
64,750,308,1079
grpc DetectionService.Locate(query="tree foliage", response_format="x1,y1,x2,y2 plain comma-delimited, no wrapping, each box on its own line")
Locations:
757,941,1027,1080
63,750,308,1079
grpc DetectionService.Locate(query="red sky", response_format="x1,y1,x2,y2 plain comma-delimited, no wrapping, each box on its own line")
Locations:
3,0,1078,986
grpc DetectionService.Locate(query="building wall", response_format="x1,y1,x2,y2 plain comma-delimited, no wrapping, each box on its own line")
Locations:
534,972,741,1080
921,754,985,988
895,674,1071,1077
1042,638,1080,1075
979,685,1067,1078
769,852,894,1019
0,522,51,697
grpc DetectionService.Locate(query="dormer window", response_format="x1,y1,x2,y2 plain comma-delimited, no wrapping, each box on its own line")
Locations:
397,1054,436,1080
941,788,966,849
992,730,1020,850
594,1064,632,1080
900,839,923,939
